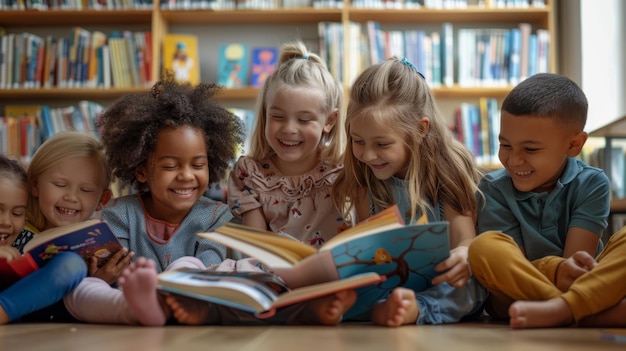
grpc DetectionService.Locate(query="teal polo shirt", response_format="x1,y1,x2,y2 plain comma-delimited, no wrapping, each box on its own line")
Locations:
477,157,610,261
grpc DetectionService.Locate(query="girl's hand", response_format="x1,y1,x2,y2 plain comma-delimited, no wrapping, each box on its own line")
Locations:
88,248,134,284
431,246,470,288
0,246,21,261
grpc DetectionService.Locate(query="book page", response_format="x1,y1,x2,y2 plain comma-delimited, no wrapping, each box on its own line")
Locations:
205,224,317,259
321,205,405,251
157,270,279,314
197,232,299,268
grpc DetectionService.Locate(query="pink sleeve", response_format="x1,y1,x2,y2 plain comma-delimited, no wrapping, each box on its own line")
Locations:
227,157,262,218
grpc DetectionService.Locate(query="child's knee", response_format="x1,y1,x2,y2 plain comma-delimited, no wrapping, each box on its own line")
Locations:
49,252,88,288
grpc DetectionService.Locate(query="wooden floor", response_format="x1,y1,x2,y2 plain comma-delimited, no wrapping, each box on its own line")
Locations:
2,322,625,350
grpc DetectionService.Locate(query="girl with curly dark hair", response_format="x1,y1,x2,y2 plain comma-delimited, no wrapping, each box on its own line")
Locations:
64,76,245,325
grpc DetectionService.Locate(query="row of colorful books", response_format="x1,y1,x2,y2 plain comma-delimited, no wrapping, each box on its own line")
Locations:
322,20,550,88
0,102,103,163
450,97,500,167
0,29,152,90
0,0,152,10
164,34,281,89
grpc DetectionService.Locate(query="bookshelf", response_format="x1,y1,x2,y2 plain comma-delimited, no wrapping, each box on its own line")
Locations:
588,115,626,215
0,0,558,166
0,1,557,100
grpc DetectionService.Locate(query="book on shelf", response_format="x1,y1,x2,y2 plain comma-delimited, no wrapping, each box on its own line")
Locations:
249,47,278,88
198,205,450,319
227,108,254,156
0,219,123,285
162,34,200,86
441,22,454,87
217,43,249,88
157,269,384,317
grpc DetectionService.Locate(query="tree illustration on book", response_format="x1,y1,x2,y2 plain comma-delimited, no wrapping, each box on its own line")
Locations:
329,223,449,320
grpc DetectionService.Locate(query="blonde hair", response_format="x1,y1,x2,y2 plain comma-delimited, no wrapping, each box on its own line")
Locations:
248,40,345,165
333,57,483,224
26,131,112,231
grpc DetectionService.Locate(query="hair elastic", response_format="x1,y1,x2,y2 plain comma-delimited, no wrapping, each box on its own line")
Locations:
400,57,425,80
301,55,310,60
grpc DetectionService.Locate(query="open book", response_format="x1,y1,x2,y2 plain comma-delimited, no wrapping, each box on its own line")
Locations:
199,205,450,319
158,269,384,318
0,219,123,285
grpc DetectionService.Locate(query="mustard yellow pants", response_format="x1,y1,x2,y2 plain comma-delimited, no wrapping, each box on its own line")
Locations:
468,228,626,322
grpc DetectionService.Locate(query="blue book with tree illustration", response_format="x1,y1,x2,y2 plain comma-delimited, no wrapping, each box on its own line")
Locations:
198,205,450,319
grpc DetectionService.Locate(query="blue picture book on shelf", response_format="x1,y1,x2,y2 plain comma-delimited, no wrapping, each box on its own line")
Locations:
197,205,450,319
217,43,249,88
249,47,278,88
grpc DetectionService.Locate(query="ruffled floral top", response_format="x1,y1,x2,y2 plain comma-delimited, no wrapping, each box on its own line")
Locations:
227,156,344,247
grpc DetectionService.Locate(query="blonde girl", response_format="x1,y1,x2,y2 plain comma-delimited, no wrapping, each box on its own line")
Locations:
332,57,488,327
228,40,346,246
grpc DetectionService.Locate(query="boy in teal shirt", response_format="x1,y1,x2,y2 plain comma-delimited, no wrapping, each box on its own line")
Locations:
468,73,626,328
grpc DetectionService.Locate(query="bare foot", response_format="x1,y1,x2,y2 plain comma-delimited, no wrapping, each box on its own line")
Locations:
509,297,574,329
579,298,626,327
165,295,213,325
371,287,419,327
118,257,168,326
310,289,357,325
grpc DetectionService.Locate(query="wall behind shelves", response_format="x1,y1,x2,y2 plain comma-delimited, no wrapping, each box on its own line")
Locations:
559,0,626,133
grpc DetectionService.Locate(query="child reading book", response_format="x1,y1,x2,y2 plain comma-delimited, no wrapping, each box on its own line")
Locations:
0,154,86,324
332,57,488,326
2,132,123,323
63,75,243,325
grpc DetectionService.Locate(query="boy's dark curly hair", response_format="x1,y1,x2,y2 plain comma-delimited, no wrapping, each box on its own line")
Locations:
97,76,244,192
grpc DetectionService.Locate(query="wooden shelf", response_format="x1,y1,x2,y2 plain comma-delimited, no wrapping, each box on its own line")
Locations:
610,198,626,213
0,85,511,100
159,8,343,24
0,87,259,101
347,7,551,24
0,4,552,103
0,10,152,26
589,115,626,138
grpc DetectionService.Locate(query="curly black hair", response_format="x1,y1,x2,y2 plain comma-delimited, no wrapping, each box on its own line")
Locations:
0,154,27,187
97,76,244,192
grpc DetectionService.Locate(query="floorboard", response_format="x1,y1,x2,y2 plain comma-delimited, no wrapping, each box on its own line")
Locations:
1,322,625,350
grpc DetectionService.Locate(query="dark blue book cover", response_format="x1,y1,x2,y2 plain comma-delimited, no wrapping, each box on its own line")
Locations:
24,220,123,268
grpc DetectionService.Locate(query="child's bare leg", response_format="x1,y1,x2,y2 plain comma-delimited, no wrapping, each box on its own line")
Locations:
0,307,8,324
309,289,357,325
579,298,626,328
165,295,214,325
509,297,574,329
371,287,419,327
118,257,168,326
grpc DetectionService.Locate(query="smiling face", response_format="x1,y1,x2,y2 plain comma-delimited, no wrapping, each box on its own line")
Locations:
264,86,336,176
135,126,209,224
498,111,587,193
349,117,411,180
32,156,109,230
0,178,27,246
